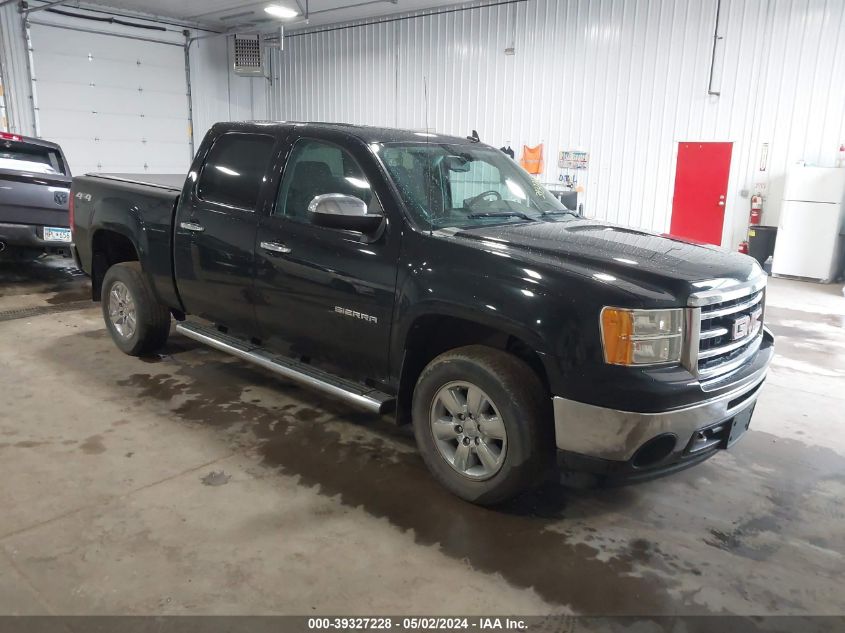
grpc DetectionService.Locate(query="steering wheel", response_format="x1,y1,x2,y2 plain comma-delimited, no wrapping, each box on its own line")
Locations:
465,190,503,208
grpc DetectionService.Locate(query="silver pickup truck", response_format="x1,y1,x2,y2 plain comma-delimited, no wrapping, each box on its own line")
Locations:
0,131,72,258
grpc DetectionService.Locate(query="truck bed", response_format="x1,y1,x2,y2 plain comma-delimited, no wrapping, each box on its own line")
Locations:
88,173,186,191
71,172,183,311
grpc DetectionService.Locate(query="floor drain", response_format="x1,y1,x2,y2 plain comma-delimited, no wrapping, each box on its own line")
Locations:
0,300,94,322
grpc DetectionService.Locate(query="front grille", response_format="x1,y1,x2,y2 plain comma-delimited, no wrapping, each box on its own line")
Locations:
695,287,765,380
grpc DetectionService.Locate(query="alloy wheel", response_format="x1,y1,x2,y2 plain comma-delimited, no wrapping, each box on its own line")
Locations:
429,381,507,480
108,281,137,339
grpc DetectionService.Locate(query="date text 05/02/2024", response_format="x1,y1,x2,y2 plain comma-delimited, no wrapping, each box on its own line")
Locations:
307,617,528,630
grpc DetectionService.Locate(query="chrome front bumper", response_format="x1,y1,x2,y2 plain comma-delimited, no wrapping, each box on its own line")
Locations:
552,367,767,462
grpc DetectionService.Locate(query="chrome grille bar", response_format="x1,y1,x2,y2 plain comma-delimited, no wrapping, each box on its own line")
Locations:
698,325,763,360
700,290,764,320
699,326,729,341
698,334,764,379
687,275,768,307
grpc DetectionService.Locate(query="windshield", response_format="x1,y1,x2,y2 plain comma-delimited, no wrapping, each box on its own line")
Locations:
378,142,573,230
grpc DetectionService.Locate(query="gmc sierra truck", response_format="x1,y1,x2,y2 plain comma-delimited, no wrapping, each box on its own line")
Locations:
0,131,72,258
70,122,774,505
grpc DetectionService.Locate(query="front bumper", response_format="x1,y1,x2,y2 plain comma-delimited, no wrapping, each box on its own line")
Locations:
0,222,72,253
553,355,769,478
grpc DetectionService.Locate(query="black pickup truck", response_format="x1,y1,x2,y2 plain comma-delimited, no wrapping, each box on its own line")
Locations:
71,122,773,504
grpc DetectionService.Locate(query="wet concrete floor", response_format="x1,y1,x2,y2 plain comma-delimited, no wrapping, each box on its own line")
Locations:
0,257,843,615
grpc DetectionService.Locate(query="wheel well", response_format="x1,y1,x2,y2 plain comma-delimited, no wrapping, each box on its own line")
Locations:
396,315,550,425
90,230,139,301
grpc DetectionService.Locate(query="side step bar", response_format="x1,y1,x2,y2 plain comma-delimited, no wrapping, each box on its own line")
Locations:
175,322,395,414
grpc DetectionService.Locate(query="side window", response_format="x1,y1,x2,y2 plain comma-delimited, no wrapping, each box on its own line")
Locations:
449,160,504,208
197,133,275,210
275,138,376,221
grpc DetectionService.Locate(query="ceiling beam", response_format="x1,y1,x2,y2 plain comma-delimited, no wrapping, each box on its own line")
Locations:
185,0,403,24
23,0,75,14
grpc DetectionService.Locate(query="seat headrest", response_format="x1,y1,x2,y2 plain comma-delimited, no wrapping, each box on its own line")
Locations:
292,161,333,183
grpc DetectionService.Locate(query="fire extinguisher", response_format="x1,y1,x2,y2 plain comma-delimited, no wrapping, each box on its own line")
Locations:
750,194,763,225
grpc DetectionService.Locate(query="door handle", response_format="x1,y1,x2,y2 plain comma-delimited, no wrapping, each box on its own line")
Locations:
260,241,292,254
180,221,205,232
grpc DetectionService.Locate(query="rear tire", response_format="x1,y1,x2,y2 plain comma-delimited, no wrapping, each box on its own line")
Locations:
101,262,170,356
412,345,553,505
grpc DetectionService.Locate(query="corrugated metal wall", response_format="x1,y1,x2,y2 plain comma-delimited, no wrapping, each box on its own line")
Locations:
189,34,268,143
268,0,845,248
0,2,36,136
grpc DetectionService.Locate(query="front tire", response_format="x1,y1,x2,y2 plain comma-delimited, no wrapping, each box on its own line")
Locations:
412,345,553,505
101,262,170,356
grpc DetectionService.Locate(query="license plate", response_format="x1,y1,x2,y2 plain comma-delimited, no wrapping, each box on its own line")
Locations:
43,227,71,242
727,404,755,447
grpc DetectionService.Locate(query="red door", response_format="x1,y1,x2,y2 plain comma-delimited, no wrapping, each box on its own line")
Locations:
669,142,733,245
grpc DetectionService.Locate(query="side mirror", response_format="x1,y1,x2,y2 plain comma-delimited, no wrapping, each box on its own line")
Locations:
308,194,383,232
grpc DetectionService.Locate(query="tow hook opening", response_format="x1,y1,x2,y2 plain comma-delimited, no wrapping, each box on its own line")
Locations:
631,434,677,469
688,423,728,454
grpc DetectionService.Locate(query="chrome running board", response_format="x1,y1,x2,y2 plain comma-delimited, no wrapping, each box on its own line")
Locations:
175,322,395,414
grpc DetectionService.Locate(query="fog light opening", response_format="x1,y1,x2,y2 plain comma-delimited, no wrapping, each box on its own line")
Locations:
631,434,677,469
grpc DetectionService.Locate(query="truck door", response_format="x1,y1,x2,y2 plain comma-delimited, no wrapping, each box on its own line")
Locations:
252,133,399,381
174,131,277,336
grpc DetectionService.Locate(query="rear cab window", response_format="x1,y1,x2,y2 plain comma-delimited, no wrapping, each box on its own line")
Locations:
197,132,276,210
0,143,66,175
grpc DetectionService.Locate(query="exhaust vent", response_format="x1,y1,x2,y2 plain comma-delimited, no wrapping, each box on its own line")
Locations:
232,34,263,76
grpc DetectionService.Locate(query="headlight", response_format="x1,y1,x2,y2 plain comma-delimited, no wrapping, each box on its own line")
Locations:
600,307,684,366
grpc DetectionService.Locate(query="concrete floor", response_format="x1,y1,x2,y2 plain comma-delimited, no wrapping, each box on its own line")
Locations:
0,255,843,616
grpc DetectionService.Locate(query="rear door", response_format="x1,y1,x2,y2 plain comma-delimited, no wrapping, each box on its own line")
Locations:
252,132,399,380
173,131,277,336
0,137,71,228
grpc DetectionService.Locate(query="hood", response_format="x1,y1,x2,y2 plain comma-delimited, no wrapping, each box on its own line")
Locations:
453,218,760,297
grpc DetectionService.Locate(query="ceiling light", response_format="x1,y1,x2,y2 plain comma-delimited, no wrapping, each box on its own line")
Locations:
264,4,298,19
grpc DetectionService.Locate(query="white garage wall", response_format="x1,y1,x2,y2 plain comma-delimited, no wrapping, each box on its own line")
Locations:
0,3,267,175
267,0,845,249
28,20,192,174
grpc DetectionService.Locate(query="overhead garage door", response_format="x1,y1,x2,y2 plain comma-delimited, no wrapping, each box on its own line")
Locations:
28,23,192,175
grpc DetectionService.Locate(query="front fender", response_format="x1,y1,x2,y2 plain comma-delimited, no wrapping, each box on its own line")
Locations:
391,233,598,394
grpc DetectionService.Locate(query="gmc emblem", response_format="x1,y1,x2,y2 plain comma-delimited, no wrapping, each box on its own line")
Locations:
731,315,751,340
731,308,763,341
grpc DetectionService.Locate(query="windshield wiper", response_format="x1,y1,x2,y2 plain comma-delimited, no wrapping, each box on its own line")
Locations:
466,211,537,221
541,209,578,217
